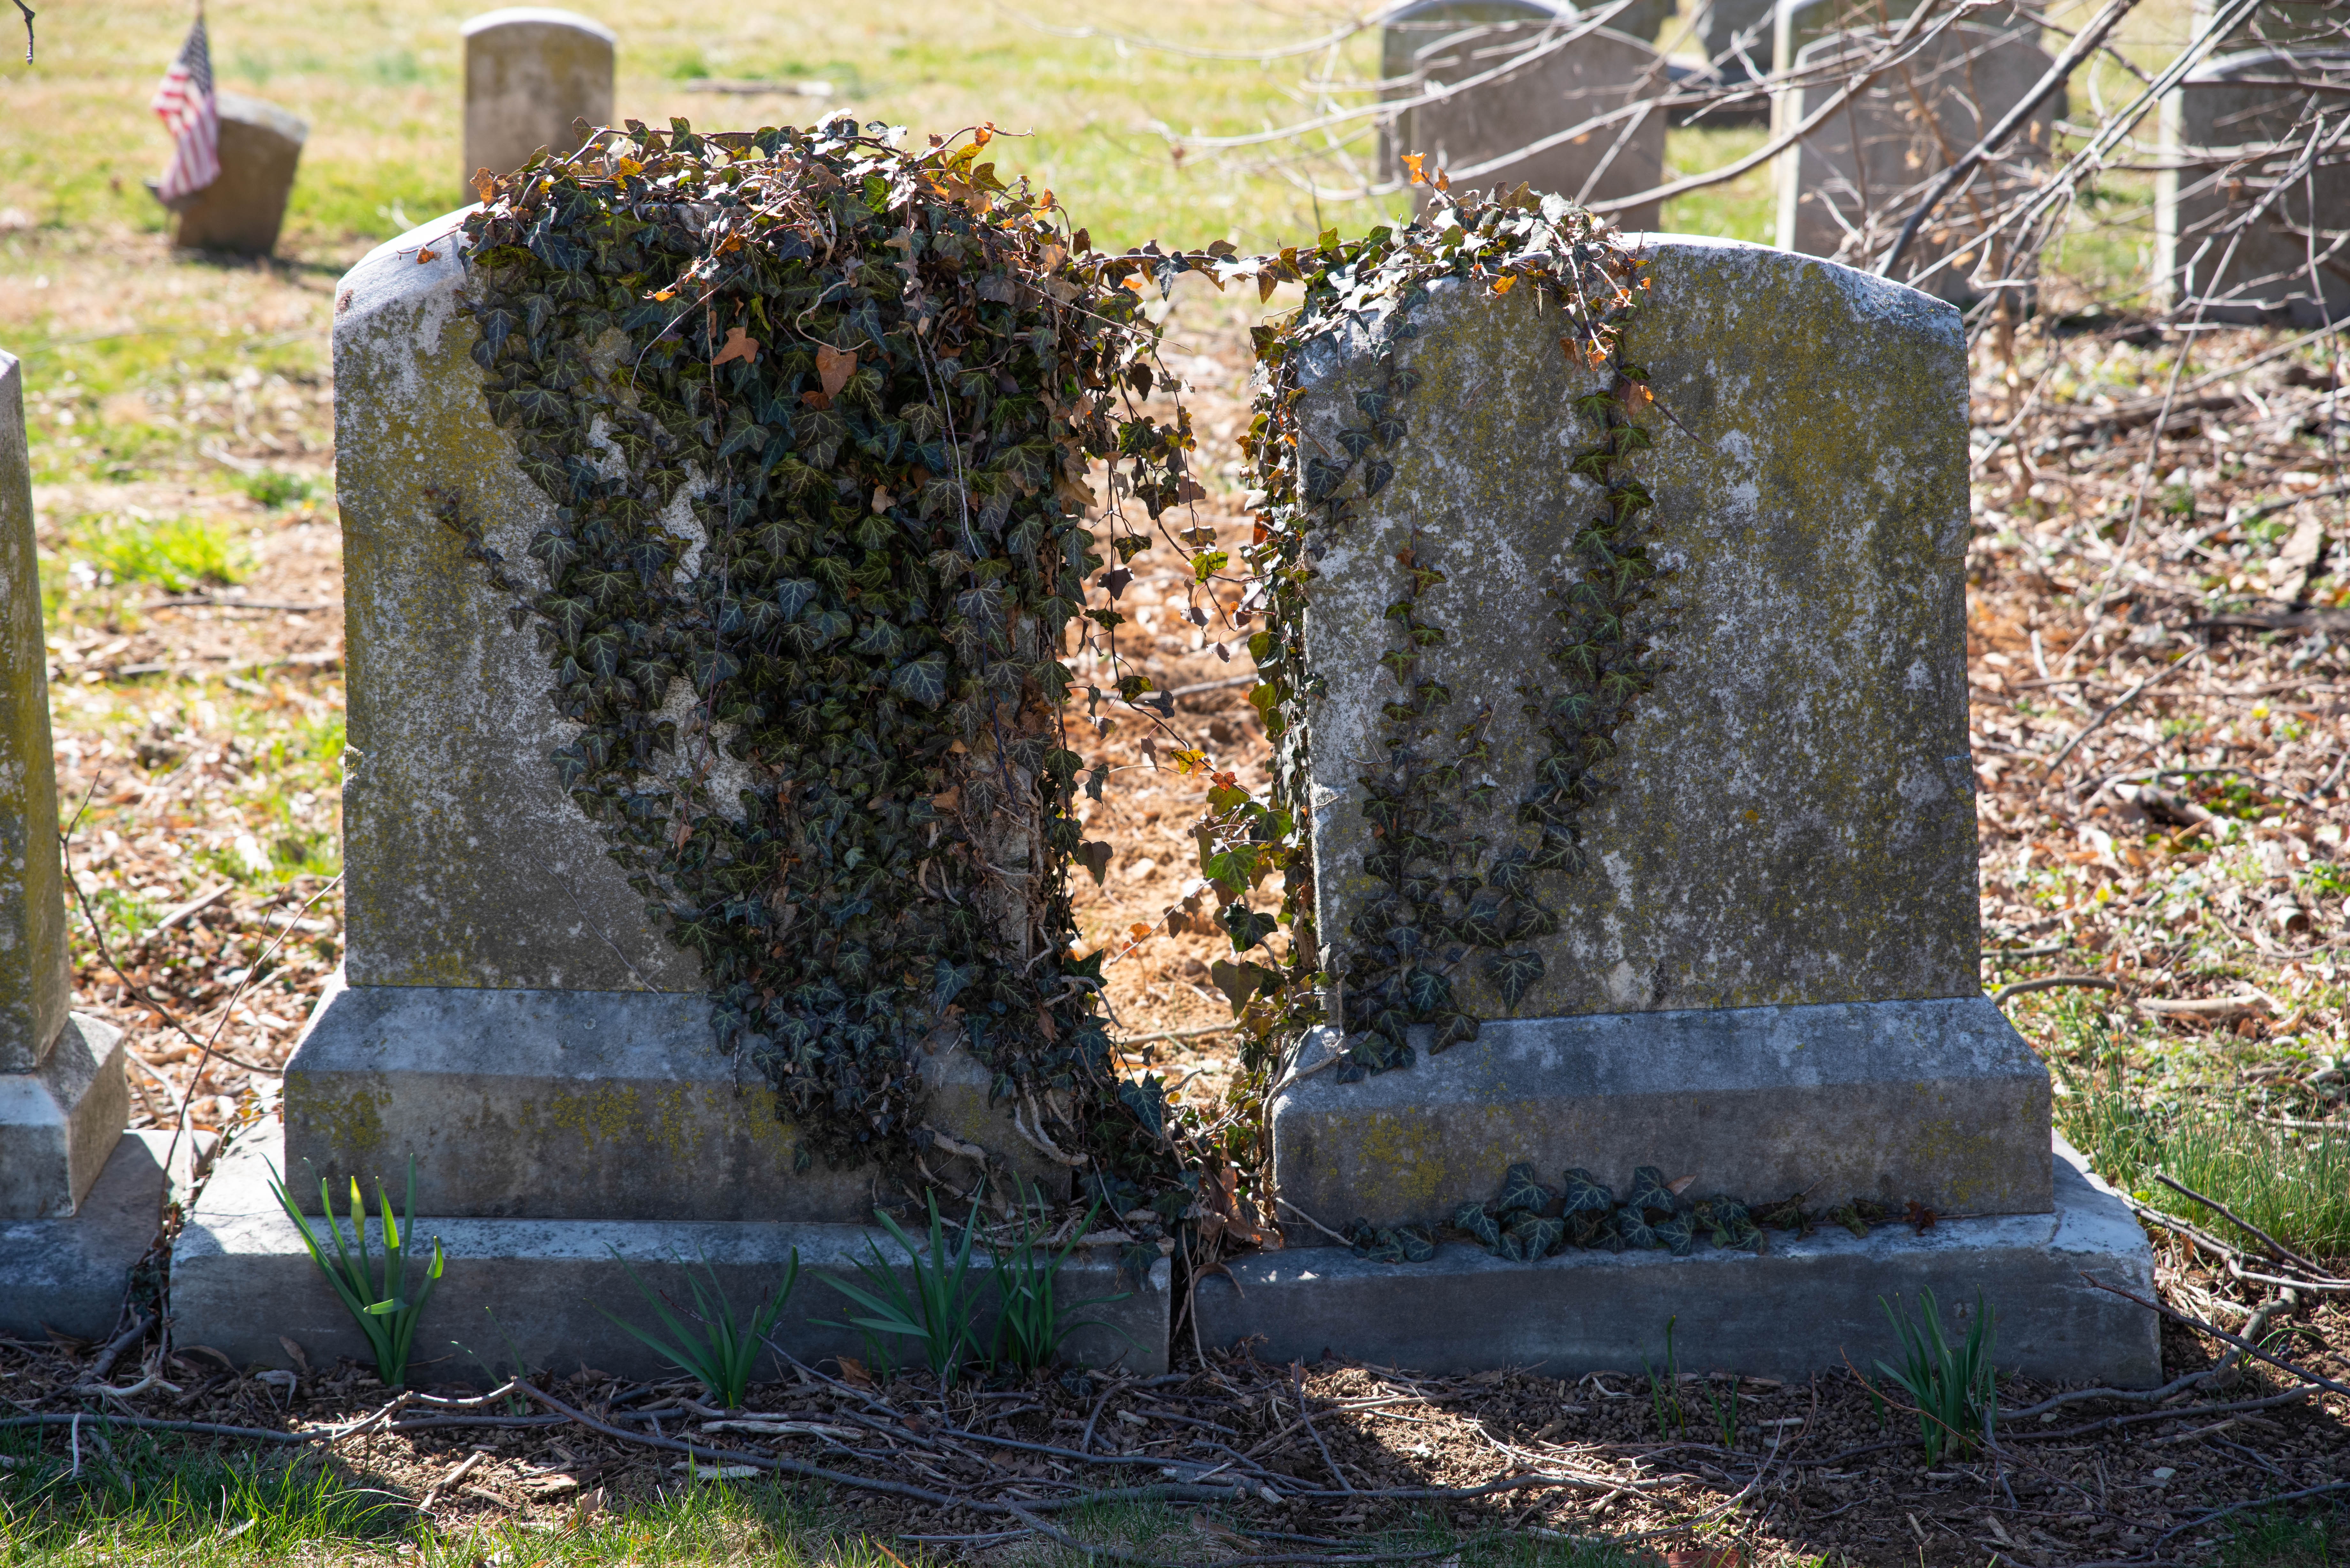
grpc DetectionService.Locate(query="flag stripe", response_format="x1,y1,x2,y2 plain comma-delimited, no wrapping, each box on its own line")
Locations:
151,16,219,206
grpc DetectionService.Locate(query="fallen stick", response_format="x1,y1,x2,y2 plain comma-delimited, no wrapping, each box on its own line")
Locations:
1990,974,2119,1004
2081,1275,2350,1401
2154,1172,2339,1280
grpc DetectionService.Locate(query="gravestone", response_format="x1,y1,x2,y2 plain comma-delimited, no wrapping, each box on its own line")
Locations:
0,348,171,1339
1193,235,2160,1383
1400,23,1666,226
1775,21,2059,305
170,92,308,256
463,7,615,190
2156,48,2350,327
170,218,1170,1377
1704,0,1776,79
1379,0,1672,192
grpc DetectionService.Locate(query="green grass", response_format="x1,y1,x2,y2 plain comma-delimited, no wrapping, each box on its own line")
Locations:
0,1435,928,1566
2222,1507,2349,1567
2060,1060,2350,1256
66,513,253,594
0,1435,1665,1568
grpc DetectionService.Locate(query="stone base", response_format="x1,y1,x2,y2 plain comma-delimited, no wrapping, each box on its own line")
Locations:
174,1126,1170,1381
0,1130,174,1340
1272,997,2052,1238
0,1014,129,1219
1200,1134,2159,1385
283,971,1066,1223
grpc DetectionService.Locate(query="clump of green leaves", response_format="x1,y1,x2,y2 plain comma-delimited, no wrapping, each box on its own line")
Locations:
989,1184,1131,1371
242,469,312,508
265,1158,444,1389
448,117,1204,1202
77,513,249,592
1872,1288,1997,1464
596,1246,798,1409
819,1195,992,1385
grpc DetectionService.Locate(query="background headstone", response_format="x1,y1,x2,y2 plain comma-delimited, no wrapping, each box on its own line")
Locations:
1775,21,2059,305
1400,24,1666,226
2156,48,2350,327
0,349,128,1223
1271,236,2050,1227
462,7,616,189
1704,0,1777,80
169,92,308,257
1379,0,1671,189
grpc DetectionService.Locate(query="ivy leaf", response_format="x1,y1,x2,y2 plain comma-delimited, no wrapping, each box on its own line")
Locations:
932,959,977,1008
1442,1201,1495,1248
1626,1166,1682,1218
1075,841,1114,885
1209,958,1275,1014
1219,905,1277,952
776,578,822,619
1495,1162,1552,1217
1560,1168,1614,1214
1651,1214,1695,1257
890,651,950,707
1505,1213,1564,1261
1481,948,1545,1008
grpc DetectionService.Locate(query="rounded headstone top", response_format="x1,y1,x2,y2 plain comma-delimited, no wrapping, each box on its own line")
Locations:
461,6,617,41
213,91,310,144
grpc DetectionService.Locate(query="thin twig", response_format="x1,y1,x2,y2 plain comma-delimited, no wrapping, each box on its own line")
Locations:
2153,1173,2339,1281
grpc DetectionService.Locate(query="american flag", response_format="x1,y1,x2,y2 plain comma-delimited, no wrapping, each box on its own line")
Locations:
149,13,219,207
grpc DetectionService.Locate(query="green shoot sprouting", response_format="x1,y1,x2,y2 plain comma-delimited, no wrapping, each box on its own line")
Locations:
595,1247,799,1411
819,1194,989,1386
1874,1288,1997,1464
265,1157,444,1389
1643,1314,1683,1436
989,1183,1131,1372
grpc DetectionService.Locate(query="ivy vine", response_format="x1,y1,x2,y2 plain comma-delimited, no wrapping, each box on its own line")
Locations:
439,116,1221,1237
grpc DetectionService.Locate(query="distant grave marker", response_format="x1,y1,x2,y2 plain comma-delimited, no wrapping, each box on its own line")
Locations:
1776,20,2059,305
2157,47,2350,326
170,92,308,256
463,7,616,189
1400,23,1666,226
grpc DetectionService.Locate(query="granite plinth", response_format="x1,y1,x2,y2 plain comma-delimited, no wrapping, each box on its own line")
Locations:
282,971,1069,1222
1206,1135,2157,1384
174,1127,1168,1379
0,1131,174,1340
1271,996,2052,1240
0,1015,129,1219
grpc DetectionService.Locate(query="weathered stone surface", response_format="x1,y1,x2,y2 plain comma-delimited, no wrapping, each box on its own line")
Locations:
1776,22,2058,305
176,1127,1169,1377
2157,48,2350,327
463,8,616,189
1401,24,1665,225
1769,0,1924,89
0,350,67,1076
1274,997,2050,1238
0,1016,129,1219
171,92,308,257
0,1131,175,1339
336,218,692,993
1295,236,1976,1026
1703,0,1776,76
281,971,1069,1221
1201,1136,2158,1384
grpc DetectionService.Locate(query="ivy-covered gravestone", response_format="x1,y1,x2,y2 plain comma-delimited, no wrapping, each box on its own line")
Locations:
1265,235,2052,1237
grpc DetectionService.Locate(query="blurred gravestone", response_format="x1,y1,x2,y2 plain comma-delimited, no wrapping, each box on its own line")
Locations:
170,93,309,256
1776,21,2059,305
0,348,162,1340
1192,235,2159,1384
2157,48,2350,327
1704,0,1776,80
463,7,616,189
1399,23,1666,227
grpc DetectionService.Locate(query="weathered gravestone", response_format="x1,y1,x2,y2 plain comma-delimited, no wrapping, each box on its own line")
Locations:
463,7,615,190
170,92,309,257
2157,48,2350,327
0,349,175,1339
1192,235,2160,1383
1401,23,1666,227
170,218,1170,1376
1704,0,1777,80
1776,21,2059,305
